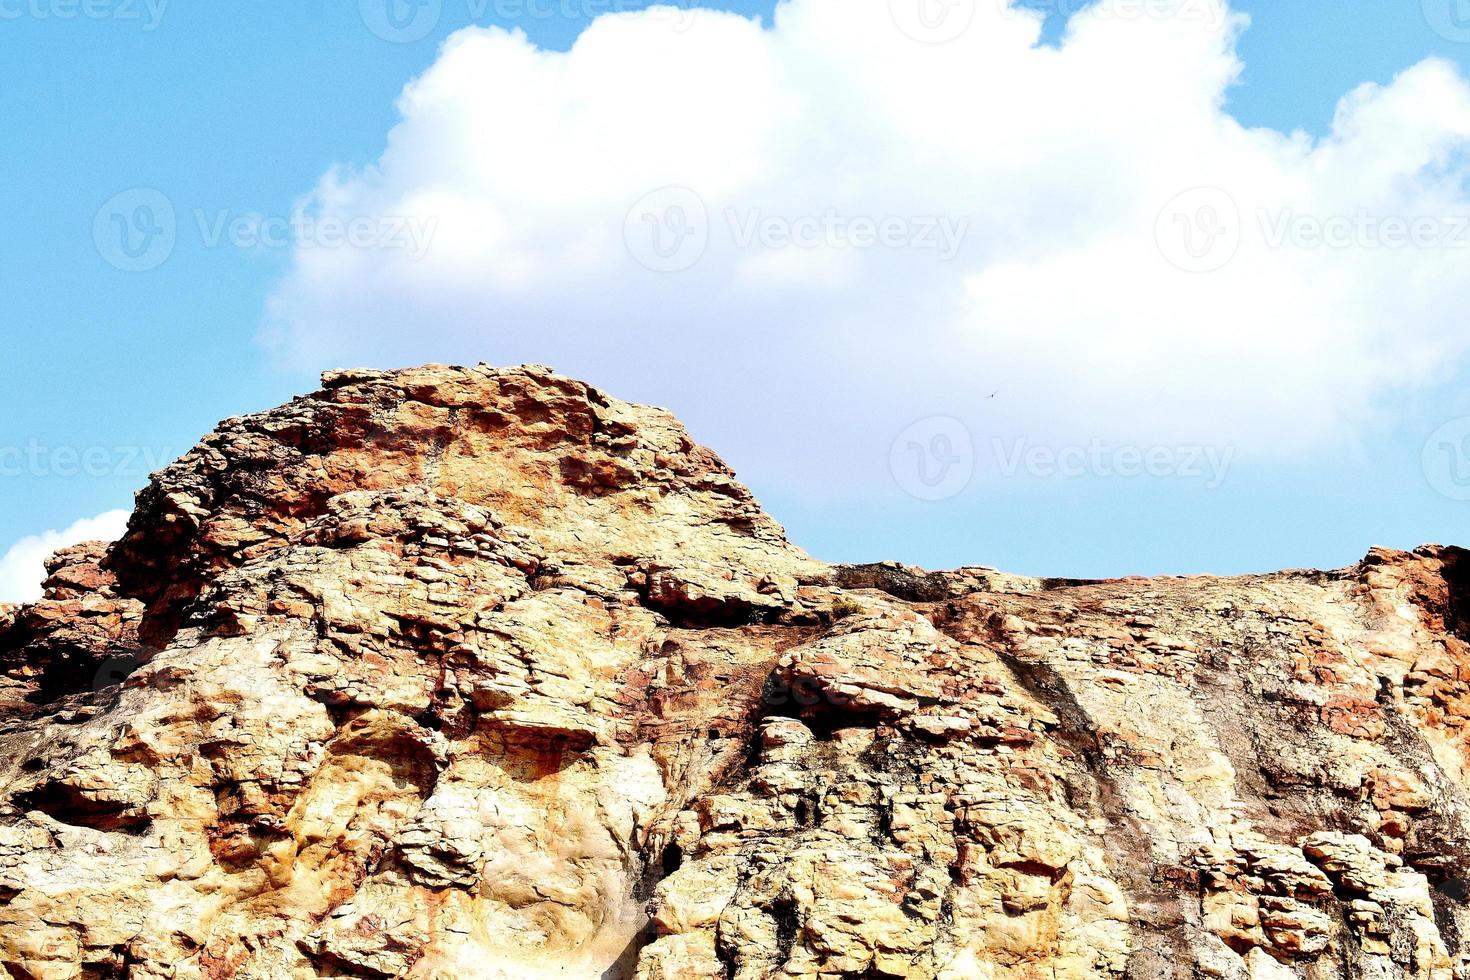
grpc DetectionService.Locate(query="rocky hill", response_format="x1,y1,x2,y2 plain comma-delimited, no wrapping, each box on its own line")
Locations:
0,364,1466,980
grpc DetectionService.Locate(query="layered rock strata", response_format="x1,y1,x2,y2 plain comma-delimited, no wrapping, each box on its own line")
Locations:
0,364,1465,980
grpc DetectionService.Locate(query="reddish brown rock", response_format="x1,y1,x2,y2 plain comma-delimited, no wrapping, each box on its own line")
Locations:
0,364,1465,980
0,541,143,714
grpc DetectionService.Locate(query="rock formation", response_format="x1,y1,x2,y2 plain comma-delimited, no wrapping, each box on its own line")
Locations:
0,363,1466,979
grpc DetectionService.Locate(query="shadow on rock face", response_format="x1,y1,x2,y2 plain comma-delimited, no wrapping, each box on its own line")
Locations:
1443,547,1470,642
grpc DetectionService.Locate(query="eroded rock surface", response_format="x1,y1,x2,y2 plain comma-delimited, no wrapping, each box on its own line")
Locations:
0,364,1466,979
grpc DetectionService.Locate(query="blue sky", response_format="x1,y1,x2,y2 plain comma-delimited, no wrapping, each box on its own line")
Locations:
1,0,1467,599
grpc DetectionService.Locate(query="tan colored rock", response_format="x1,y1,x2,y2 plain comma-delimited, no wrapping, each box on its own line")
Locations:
0,364,1465,978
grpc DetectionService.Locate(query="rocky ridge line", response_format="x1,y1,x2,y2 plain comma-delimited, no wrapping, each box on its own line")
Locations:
0,363,1464,980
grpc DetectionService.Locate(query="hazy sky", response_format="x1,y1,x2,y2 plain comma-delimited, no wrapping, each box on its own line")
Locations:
2,0,1468,601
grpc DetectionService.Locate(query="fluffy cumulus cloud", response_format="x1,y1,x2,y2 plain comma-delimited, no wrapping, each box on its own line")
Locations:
0,510,130,605
262,0,1470,497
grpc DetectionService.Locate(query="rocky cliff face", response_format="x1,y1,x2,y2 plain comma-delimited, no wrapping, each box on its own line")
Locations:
0,364,1467,980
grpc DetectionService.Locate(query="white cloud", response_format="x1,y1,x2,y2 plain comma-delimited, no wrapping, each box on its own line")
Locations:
0,511,131,605
261,0,1470,497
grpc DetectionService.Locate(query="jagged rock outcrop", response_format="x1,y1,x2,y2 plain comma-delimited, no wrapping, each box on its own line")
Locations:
0,542,142,717
0,363,1466,980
